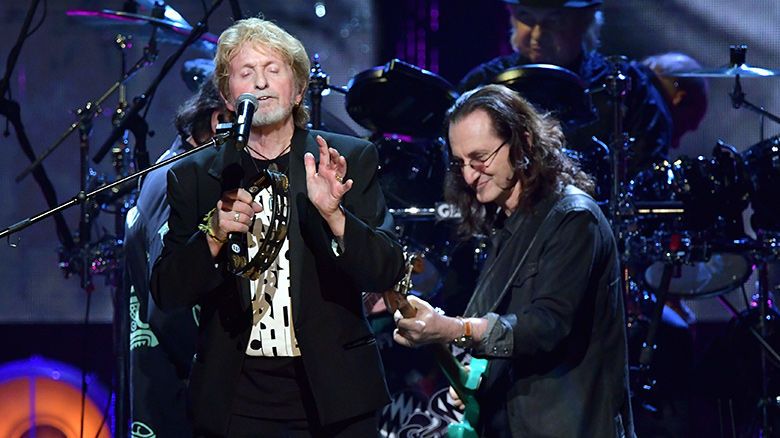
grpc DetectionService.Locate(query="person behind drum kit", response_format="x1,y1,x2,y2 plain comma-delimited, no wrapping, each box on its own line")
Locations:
639,51,709,326
124,77,228,437
150,17,405,437
458,0,673,176
642,52,709,149
393,84,635,437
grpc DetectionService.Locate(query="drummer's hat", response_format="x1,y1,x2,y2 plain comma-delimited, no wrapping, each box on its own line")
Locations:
502,0,603,7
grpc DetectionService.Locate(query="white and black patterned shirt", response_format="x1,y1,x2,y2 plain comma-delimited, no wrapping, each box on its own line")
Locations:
245,185,300,357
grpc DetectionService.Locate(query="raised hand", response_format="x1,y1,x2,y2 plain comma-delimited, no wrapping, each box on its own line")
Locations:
303,135,353,236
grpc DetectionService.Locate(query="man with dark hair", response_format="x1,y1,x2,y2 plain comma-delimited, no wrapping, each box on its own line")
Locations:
150,18,404,437
394,84,635,437
124,77,227,437
459,0,672,176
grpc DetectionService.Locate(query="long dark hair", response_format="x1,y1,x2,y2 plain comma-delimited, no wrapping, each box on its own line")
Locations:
444,84,594,237
174,77,228,145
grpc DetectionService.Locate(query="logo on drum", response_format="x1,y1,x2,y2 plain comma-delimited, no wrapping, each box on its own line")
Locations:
435,202,461,220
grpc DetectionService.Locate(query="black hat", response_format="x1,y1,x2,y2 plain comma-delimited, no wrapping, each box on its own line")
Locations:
503,0,603,8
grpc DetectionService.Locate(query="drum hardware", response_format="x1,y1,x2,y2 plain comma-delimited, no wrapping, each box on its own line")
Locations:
16,24,161,183
7,4,229,436
17,21,160,284
307,53,349,131
66,3,218,53
715,247,780,437
632,261,674,410
673,44,780,78
603,55,633,228
673,45,780,124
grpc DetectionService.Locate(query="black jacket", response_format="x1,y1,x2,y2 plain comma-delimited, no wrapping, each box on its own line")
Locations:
150,128,404,435
466,186,634,437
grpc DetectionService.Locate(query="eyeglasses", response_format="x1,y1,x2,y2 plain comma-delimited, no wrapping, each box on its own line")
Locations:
449,141,507,174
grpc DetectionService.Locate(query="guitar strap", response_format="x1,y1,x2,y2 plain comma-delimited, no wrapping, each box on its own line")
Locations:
464,193,563,317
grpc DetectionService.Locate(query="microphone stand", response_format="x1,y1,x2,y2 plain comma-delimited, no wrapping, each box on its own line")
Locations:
0,133,231,241
3,129,229,437
308,53,348,130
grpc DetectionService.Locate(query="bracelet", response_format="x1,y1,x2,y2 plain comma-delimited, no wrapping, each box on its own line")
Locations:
451,316,473,349
198,208,228,244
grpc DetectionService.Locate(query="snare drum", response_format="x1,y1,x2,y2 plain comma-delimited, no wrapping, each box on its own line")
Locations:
628,154,752,298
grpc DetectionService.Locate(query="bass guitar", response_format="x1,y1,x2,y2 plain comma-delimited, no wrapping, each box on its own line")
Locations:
383,253,488,438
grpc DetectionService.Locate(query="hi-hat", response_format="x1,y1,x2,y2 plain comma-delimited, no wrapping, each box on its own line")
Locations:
67,8,217,52
672,63,780,78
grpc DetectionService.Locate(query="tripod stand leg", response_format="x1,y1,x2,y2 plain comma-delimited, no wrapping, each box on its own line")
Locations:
637,262,674,394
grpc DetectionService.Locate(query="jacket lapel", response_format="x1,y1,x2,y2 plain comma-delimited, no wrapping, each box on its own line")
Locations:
288,129,319,325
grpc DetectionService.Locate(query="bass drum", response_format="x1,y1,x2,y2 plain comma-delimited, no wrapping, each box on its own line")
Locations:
628,152,752,298
743,135,780,233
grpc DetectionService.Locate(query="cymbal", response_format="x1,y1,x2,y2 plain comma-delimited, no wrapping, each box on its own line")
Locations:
671,63,780,78
67,8,217,52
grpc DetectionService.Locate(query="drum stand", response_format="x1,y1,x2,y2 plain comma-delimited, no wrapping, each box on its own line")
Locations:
308,54,348,130
634,260,674,409
715,240,780,437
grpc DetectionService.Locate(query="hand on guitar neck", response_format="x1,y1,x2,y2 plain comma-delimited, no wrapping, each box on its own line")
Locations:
386,253,489,437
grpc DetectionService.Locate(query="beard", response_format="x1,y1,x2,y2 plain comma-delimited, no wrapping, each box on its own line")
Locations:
251,94,296,127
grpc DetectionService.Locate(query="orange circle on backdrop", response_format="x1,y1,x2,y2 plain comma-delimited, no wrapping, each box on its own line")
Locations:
0,358,112,438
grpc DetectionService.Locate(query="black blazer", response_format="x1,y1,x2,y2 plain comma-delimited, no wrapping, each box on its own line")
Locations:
150,128,404,435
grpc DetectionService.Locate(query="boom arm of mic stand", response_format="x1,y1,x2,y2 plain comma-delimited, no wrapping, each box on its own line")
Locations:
0,132,232,240
92,0,225,164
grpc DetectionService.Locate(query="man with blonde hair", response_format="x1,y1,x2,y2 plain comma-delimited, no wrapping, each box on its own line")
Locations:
151,18,404,437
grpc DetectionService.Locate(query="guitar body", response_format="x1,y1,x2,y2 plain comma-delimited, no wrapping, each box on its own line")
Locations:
446,356,487,438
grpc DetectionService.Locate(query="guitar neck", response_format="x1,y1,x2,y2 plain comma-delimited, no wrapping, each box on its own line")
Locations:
383,289,472,399
430,343,472,399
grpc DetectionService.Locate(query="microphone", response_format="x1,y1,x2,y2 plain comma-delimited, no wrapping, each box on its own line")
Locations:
234,93,257,150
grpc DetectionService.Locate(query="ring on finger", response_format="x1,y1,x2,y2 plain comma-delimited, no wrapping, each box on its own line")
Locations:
335,174,344,184
234,212,241,222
